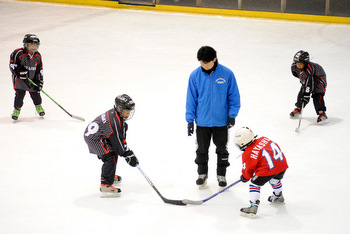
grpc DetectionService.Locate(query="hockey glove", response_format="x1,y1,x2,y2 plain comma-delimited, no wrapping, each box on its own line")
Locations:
19,70,28,80
36,80,43,91
187,122,194,136
227,118,235,129
301,95,310,106
123,150,139,167
240,175,249,183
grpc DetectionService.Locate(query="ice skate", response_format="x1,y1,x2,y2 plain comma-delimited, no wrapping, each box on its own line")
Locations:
217,176,227,187
317,112,328,124
35,105,45,116
290,107,301,118
100,184,121,197
268,191,285,203
196,174,208,188
240,200,260,217
113,175,122,185
11,108,20,120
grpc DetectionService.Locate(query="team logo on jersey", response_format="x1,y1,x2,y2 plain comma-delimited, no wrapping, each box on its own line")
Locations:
215,78,226,84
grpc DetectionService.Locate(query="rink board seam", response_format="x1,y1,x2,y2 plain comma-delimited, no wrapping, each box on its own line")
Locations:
16,0,350,25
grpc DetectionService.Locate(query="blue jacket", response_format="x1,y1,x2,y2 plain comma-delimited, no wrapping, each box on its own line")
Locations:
186,63,241,127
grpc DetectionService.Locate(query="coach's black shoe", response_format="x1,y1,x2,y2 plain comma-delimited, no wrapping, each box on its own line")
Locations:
217,176,227,187
196,174,207,188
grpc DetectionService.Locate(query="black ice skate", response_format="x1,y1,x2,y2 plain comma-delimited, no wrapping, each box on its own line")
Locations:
268,191,285,203
240,200,260,218
196,174,208,188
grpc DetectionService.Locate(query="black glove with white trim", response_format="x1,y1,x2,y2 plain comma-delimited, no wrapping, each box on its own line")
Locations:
19,69,28,80
122,150,139,167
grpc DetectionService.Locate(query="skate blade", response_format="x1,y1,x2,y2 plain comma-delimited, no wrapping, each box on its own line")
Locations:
290,114,300,119
100,192,121,198
317,119,328,125
197,180,207,189
240,212,256,218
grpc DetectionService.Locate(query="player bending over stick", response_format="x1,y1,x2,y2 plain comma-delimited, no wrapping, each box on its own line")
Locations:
233,127,288,217
84,94,139,197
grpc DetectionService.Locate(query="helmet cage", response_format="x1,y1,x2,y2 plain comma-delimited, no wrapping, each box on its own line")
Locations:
293,50,309,64
114,94,135,121
23,34,40,52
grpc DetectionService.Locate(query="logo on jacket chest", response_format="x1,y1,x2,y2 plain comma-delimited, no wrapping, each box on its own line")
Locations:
215,78,226,84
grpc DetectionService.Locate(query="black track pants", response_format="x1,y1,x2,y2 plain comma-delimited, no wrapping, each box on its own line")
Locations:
195,126,230,176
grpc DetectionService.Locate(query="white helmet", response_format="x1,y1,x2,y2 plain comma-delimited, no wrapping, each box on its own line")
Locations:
233,127,256,151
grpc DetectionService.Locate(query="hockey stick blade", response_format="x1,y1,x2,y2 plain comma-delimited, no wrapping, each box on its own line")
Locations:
71,114,85,122
136,165,187,206
162,198,187,206
182,179,241,205
27,78,85,122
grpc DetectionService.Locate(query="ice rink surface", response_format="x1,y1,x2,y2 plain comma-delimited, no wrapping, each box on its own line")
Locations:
1,0,350,233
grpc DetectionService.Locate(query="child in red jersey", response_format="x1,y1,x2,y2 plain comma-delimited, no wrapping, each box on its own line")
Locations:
233,127,288,217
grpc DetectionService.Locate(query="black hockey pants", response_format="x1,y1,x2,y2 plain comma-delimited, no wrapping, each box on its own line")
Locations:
99,152,119,185
296,89,326,115
14,89,42,109
195,126,230,177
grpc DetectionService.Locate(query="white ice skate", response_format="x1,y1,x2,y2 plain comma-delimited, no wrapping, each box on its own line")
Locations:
240,200,260,218
100,184,121,198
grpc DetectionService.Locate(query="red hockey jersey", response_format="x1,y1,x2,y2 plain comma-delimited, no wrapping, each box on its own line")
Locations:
241,136,288,180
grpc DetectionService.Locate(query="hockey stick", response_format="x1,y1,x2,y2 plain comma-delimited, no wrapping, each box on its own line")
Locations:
295,102,305,133
136,164,187,206
27,78,85,121
182,179,241,205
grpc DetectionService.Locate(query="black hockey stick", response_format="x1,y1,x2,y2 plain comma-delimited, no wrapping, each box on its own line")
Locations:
136,164,187,206
27,78,85,121
182,179,241,205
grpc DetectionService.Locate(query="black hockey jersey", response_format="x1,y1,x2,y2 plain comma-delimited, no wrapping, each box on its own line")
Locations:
9,47,43,92
84,109,129,157
291,62,327,95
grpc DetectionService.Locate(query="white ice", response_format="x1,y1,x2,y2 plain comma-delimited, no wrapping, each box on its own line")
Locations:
1,0,350,233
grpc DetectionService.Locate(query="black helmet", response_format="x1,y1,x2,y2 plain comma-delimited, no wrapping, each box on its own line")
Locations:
23,34,40,52
114,94,135,120
293,50,309,64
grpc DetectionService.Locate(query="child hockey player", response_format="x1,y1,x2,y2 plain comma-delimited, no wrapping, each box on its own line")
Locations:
290,50,328,123
233,127,288,217
9,34,45,120
84,94,139,197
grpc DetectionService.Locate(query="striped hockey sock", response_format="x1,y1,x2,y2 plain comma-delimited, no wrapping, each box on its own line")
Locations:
249,183,261,203
269,178,282,195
